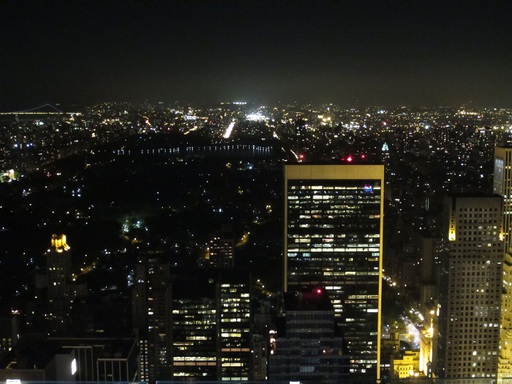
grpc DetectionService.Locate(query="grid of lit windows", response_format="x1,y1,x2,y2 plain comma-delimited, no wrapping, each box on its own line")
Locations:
220,283,251,381
171,299,218,380
441,196,502,379
494,145,512,381
284,165,383,379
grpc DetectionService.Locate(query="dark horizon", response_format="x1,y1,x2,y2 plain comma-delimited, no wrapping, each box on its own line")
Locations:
2,0,512,110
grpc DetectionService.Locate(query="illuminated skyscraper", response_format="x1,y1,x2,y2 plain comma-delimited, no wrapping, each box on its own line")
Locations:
170,278,218,381
169,270,251,381
218,275,251,381
46,234,87,335
494,144,512,245
437,195,502,380
47,234,72,302
494,143,512,382
284,164,384,379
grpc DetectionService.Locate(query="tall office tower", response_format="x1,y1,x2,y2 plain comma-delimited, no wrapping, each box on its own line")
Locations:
131,253,171,383
208,225,235,268
46,234,87,334
284,164,384,379
494,141,512,383
147,283,171,382
218,275,251,381
170,275,219,381
47,234,72,301
494,142,512,245
146,257,171,383
168,270,252,381
132,253,173,383
269,287,348,383
437,195,502,381
131,258,149,382
295,113,307,156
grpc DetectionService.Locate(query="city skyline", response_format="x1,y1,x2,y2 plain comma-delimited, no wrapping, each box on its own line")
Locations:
0,98,511,381
1,1,512,110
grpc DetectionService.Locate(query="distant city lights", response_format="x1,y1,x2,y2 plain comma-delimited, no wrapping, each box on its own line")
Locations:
246,112,269,122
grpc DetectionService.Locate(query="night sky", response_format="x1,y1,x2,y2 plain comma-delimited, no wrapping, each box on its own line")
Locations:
1,0,511,109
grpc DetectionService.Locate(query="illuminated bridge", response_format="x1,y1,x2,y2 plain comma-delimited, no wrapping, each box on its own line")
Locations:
0,104,80,121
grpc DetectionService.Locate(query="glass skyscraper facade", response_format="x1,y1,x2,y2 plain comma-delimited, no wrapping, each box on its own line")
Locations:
284,164,384,380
